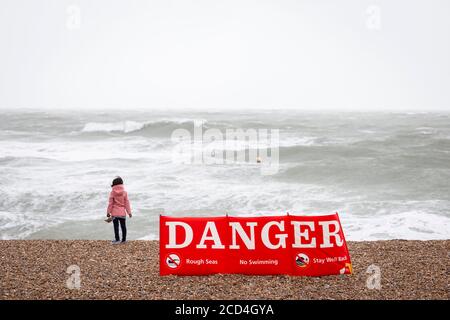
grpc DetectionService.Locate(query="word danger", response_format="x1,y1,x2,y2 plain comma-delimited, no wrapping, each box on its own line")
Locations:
165,219,344,250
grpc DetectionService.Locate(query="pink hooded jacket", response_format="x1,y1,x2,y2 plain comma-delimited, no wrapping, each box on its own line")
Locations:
107,185,132,217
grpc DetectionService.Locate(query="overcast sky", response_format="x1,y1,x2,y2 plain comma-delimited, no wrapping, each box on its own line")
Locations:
0,0,449,111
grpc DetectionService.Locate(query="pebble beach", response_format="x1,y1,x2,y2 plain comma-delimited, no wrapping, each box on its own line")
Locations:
0,240,448,300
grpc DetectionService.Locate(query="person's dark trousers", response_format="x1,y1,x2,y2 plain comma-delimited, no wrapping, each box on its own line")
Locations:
113,217,127,242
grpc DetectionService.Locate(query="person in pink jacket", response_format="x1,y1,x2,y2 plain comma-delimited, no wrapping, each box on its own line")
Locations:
107,176,132,244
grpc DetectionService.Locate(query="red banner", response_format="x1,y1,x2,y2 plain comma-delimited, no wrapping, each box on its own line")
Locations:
160,214,352,276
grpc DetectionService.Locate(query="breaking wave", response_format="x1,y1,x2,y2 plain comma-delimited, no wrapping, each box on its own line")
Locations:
81,118,208,135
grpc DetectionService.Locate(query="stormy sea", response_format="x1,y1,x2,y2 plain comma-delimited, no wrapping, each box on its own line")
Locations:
1,109,449,240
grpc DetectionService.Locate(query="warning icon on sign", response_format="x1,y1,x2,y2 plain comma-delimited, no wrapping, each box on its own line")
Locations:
166,253,181,269
295,253,310,268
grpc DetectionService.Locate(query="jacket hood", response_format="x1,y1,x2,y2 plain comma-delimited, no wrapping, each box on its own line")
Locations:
112,184,125,195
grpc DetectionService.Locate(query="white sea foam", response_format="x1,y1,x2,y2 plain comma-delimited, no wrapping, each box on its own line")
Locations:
342,211,450,241
137,234,158,240
0,139,167,162
82,121,146,133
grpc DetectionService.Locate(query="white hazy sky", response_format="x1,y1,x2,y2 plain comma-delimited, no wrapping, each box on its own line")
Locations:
0,0,449,111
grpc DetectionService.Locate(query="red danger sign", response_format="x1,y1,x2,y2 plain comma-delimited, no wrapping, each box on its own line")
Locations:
159,213,352,276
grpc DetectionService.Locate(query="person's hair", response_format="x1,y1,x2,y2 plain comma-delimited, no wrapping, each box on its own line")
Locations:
111,176,124,187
